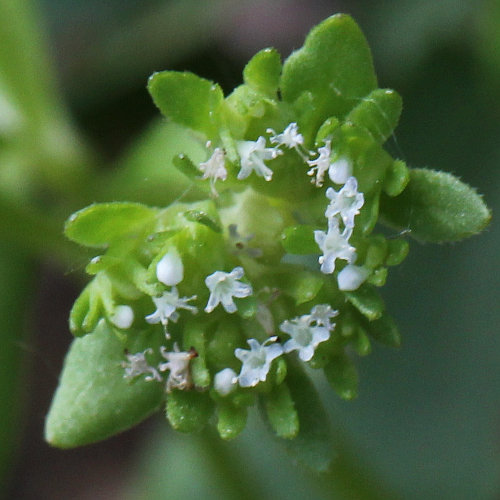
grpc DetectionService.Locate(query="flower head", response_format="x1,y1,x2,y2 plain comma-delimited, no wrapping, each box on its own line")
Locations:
307,140,332,187
337,264,370,291
325,176,364,229
214,368,238,396
159,343,198,392
145,288,198,327
328,156,353,185
122,348,162,382
237,136,281,181
308,304,338,330
199,145,227,195
235,337,283,387
267,122,304,150
110,305,134,329
204,266,253,313
314,218,356,274
280,315,331,362
156,249,184,286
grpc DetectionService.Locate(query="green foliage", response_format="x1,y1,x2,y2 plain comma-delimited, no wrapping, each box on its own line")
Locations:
43,12,490,475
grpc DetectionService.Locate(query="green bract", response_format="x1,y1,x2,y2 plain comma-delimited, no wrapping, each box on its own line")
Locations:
45,14,490,470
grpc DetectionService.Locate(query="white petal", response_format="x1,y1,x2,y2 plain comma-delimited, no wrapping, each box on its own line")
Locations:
111,305,134,329
214,368,238,395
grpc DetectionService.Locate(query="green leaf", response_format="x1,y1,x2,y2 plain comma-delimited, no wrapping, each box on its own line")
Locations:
280,360,334,472
346,88,402,143
281,225,318,254
65,202,157,248
243,48,282,97
45,321,164,448
281,14,377,133
166,390,214,433
324,354,359,400
345,285,385,321
365,313,401,348
262,383,299,439
148,71,223,138
379,168,491,242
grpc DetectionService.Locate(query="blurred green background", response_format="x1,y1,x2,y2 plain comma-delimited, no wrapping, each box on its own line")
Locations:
1,0,499,498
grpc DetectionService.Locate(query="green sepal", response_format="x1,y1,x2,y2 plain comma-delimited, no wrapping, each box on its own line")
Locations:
65,202,157,248
385,239,409,266
346,88,402,144
216,400,247,440
236,294,258,319
183,320,210,389
281,14,377,131
148,71,224,139
379,168,491,242
207,318,245,372
345,285,385,321
365,313,401,348
172,153,202,181
383,159,410,197
183,209,222,233
262,383,299,439
352,327,372,356
364,235,388,269
45,321,164,448
243,48,282,97
324,354,359,400
279,360,334,472
281,225,318,254
315,116,340,145
69,283,97,336
367,267,388,287
166,390,214,433
282,269,324,305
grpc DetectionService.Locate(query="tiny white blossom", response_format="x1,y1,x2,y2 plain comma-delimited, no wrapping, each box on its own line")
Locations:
235,337,283,387
307,140,332,187
214,368,238,396
314,218,356,274
309,304,338,330
325,176,365,228
145,288,198,326
199,146,227,195
110,305,134,329
156,249,184,286
328,156,353,185
337,264,370,291
159,343,197,392
205,266,253,313
280,315,331,362
267,122,304,150
237,136,281,181
122,348,162,382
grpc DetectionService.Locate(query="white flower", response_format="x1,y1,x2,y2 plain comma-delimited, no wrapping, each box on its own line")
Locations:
328,156,353,185
110,305,134,329
280,315,330,362
267,122,304,150
314,218,356,274
214,368,238,396
337,264,370,291
308,304,338,330
145,288,198,326
235,337,283,387
156,249,184,286
204,266,253,313
236,136,281,181
199,146,227,195
122,348,162,382
159,343,197,392
307,140,332,187
325,176,364,229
